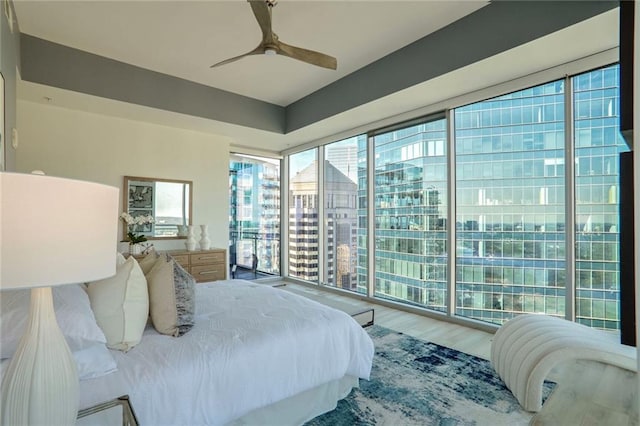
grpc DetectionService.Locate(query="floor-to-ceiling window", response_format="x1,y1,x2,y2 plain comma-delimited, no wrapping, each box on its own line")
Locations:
454,80,567,324
373,118,448,311
452,64,625,330
229,154,280,275
289,149,319,282
573,65,627,329
284,63,625,332
324,135,367,293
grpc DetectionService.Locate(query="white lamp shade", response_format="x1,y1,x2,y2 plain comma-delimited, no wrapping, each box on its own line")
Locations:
0,172,119,288
1,172,119,425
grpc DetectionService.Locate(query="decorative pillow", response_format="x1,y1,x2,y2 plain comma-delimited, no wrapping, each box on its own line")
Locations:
86,256,149,351
0,284,108,360
146,254,195,337
138,249,160,275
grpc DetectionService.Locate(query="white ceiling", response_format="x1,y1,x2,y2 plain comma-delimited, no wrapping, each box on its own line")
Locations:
13,2,619,154
14,1,488,106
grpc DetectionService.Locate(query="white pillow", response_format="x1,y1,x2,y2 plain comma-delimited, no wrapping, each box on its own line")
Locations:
0,284,108,360
0,342,116,381
86,256,149,351
73,343,118,380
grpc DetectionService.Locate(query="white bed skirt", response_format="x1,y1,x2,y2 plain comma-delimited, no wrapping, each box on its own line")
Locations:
230,375,359,425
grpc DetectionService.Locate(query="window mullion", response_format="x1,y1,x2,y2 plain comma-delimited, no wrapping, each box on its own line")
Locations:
564,75,577,322
367,134,375,298
447,109,457,317
318,149,326,286
281,156,290,279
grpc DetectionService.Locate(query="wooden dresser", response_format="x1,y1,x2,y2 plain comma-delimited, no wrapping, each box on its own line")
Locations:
167,248,227,283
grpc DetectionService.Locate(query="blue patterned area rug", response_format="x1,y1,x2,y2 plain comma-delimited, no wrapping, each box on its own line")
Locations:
306,325,554,426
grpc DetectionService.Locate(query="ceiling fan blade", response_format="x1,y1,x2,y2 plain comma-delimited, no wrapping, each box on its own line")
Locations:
277,41,337,70
248,0,274,44
210,45,266,68
210,1,337,71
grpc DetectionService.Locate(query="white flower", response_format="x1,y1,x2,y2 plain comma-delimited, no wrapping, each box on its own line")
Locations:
120,212,134,224
120,212,154,226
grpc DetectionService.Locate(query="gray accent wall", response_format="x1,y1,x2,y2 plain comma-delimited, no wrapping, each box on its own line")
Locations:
286,1,619,132
18,1,618,137
1,0,20,171
20,35,285,134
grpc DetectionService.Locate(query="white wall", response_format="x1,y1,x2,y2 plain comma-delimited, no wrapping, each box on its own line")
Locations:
16,100,232,254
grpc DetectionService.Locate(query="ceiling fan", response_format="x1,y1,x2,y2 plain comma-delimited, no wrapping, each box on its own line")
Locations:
211,0,337,70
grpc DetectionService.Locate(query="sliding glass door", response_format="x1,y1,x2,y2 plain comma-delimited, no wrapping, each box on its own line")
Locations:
229,154,281,276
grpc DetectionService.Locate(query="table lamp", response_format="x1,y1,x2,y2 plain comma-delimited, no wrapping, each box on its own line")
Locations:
0,172,118,425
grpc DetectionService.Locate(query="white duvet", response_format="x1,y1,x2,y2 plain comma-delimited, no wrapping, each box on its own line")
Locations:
79,280,374,425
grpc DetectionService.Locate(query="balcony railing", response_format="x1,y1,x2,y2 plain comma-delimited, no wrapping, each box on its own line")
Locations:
229,229,280,275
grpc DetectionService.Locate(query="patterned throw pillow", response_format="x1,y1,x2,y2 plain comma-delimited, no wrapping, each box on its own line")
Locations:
146,254,195,337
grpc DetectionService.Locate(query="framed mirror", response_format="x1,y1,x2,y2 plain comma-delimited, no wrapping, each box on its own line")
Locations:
123,176,192,240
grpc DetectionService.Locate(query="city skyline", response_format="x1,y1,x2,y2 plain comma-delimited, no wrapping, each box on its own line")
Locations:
232,63,625,332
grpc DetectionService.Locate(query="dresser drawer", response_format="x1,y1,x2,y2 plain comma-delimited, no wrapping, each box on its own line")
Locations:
171,254,190,268
191,251,225,265
161,248,227,282
190,264,226,282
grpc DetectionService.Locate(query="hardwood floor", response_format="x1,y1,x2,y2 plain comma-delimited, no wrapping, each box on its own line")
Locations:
271,281,639,426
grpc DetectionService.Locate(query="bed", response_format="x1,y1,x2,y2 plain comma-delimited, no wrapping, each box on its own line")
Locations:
72,279,374,425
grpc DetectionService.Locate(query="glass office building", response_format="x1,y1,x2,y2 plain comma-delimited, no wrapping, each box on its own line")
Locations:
454,65,626,329
372,119,449,311
285,64,626,331
288,143,363,291
229,154,281,275
454,80,568,324
573,66,625,329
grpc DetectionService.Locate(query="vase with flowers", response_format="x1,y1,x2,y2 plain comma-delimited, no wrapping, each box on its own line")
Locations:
120,212,155,255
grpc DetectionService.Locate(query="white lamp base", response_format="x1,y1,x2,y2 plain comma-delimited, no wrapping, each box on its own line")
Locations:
1,287,79,425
